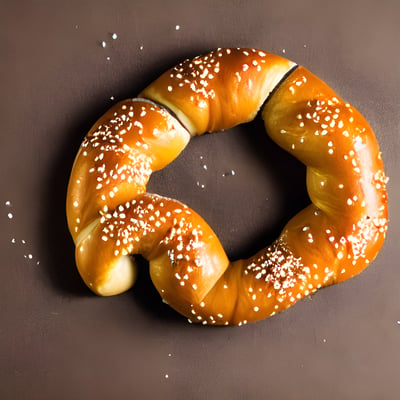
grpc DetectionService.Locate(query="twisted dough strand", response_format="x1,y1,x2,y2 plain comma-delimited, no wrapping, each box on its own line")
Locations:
67,48,388,325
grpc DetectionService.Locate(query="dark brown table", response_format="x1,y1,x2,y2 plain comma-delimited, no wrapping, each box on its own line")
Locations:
1,1,399,398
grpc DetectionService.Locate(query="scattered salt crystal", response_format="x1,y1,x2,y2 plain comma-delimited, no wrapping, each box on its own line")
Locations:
7,213,13,219
110,96,115,100
282,49,286,53
139,45,144,51
111,33,117,40
175,25,180,30
196,181,205,189
101,41,106,48
11,238,16,244
106,56,111,61
5,201,11,206
165,374,169,379
222,170,236,177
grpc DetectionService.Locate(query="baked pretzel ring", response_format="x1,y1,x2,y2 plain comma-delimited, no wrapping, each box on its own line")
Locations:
66,48,388,326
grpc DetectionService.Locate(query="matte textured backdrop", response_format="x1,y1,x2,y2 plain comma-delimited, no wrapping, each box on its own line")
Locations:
1,1,399,399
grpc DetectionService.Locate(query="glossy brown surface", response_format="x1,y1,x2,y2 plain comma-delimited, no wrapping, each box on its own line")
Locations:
1,1,399,399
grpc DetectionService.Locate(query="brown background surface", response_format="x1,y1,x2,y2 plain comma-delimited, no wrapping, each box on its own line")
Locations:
1,1,399,399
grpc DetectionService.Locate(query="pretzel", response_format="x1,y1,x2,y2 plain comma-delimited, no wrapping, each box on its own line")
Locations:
66,48,388,326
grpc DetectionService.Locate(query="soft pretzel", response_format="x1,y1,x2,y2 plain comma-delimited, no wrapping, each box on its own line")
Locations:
66,48,388,325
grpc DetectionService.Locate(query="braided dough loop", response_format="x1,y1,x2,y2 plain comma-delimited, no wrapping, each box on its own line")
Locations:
139,48,296,135
66,48,388,325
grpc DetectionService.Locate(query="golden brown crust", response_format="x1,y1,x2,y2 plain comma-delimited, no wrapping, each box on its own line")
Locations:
67,49,388,326
263,67,388,282
66,99,190,244
75,193,229,298
139,48,295,135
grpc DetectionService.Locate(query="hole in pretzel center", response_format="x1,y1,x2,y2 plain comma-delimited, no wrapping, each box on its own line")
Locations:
147,116,309,261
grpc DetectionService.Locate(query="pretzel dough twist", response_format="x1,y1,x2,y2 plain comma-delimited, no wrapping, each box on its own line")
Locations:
66,48,388,326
